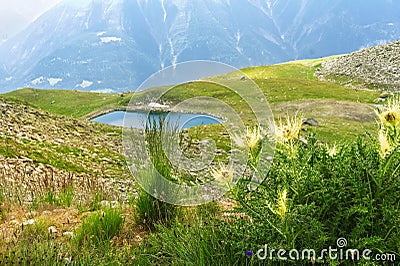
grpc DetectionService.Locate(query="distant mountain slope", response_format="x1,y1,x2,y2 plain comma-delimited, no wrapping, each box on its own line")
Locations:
0,0,399,92
317,40,400,89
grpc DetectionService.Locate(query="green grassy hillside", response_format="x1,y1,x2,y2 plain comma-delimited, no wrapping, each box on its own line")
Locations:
3,58,382,143
0,53,399,265
3,88,134,118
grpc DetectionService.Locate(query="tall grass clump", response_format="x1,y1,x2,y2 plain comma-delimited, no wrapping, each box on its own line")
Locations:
0,240,68,265
133,115,180,228
73,207,124,249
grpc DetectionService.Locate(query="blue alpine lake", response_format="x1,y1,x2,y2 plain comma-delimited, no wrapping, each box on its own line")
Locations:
91,111,222,129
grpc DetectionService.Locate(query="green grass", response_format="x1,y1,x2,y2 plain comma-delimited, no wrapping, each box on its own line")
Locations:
1,56,398,265
1,58,379,120
242,62,318,80
0,135,123,174
73,207,125,248
3,88,133,118
1,59,382,145
129,76,380,143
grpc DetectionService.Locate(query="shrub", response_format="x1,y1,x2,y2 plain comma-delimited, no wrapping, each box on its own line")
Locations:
139,114,400,265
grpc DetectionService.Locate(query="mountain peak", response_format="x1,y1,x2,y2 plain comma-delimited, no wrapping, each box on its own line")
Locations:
0,0,399,93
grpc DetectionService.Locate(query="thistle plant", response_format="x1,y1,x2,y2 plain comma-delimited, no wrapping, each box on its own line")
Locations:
375,96,400,158
325,143,338,157
378,129,393,158
232,125,265,167
210,163,234,190
275,115,302,144
275,115,303,158
267,188,289,220
375,96,400,129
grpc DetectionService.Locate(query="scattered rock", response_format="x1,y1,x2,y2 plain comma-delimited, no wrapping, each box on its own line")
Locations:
42,210,52,216
317,40,400,89
48,226,58,235
299,136,308,146
302,118,319,127
63,231,74,237
380,91,390,98
22,219,35,226
10,220,19,225
240,76,247,81
0,98,133,203
374,98,386,103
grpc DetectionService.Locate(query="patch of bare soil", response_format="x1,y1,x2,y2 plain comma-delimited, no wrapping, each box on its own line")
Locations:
272,99,376,123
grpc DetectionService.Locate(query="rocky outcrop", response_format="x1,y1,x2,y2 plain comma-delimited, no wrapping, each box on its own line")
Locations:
0,98,135,203
316,40,400,90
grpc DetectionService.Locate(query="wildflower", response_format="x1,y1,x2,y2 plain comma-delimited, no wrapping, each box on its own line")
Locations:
246,126,263,149
326,143,338,157
210,163,234,188
275,115,302,144
378,130,392,157
232,125,264,149
375,97,400,128
276,189,288,219
232,125,265,165
245,250,253,256
267,188,289,219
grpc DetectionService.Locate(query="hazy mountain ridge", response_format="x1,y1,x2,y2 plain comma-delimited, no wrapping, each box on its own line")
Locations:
0,0,399,92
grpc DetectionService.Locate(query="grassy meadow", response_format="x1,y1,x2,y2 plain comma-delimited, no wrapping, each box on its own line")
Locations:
0,59,398,265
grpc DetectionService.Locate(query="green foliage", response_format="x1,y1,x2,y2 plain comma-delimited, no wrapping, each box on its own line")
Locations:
73,207,125,248
0,240,69,265
138,135,399,265
133,188,178,229
229,135,399,264
39,186,74,208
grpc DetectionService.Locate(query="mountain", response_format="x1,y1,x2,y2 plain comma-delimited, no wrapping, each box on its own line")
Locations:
0,0,399,93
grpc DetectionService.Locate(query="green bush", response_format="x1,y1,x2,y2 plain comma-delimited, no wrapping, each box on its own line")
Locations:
228,135,399,264
140,132,399,265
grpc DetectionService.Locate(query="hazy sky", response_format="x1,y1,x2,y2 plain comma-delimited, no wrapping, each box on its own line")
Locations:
0,0,62,41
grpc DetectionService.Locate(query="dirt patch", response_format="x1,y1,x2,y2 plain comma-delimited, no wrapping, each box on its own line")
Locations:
272,99,376,123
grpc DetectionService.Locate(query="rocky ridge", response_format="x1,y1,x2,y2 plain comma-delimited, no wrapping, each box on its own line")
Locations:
0,98,135,203
316,40,400,90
